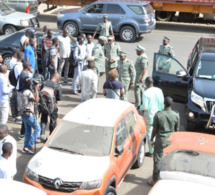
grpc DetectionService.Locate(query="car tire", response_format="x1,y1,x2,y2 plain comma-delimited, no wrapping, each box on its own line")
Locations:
119,26,136,42
186,120,196,131
3,54,12,69
155,11,173,21
64,21,79,37
4,25,17,35
105,186,117,195
133,139,145,168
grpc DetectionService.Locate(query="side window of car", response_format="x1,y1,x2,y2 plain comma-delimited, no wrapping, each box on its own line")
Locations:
86,4,104,14
127,5,144,15
106,4,125,14
37,35,43,49
115,118,128,147
12,38,21,47
125,112,137,135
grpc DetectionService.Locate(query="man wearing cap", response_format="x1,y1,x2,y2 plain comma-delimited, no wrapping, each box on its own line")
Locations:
117,51,136,101
92,36,107,79
134,45,148,109
158,36,175,73
76,56,98,102
148,97,180,186
104,36,121,81
93,14,114,38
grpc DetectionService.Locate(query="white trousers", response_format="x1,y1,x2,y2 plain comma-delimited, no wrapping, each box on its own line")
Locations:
72,62,84,92
0,101,9,125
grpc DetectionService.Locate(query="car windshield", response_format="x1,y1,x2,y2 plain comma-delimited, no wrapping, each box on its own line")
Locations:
47,121,114,157
0,3,14,15
195,59,215,80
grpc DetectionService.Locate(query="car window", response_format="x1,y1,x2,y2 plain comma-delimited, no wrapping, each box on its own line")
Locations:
12,38,21,47
128,5,144,15
106,4,125,14
37,37,43,49
125,112,137,134
195,59,215,80
86,4,104,14
143,4,153,14
115,118,128,147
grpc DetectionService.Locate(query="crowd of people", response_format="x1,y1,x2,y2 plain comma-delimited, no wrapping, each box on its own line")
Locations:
0,14,180,188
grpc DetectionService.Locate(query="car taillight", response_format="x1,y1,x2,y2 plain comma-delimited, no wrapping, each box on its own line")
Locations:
26,5,30,14
144,17,150,22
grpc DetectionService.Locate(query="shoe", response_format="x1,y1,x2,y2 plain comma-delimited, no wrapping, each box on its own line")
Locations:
23,147,35,154
18,134,25,140
64,81,69,85
15,117,22,122
40,135,47,143
145,152,153,158
71,90,78,95
147,180,158,186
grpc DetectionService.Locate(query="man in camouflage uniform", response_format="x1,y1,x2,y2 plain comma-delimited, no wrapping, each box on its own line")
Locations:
158,36,175,73
104,36,121,81
93,14,114,38
148,97,180,186
134,45,148,109
117,51,136,101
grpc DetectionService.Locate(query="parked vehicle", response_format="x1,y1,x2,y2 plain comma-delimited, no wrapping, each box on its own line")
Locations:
152,38,215,131
0,2,39,35
57,0,156,42
23,98,146,195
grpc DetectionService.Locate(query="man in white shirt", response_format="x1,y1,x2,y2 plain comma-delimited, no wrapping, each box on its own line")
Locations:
0,125,17,178
57,29,71,85
9,49,18,70
76,56,98,102
0,142,13,179
86,35,94,58
14,51,24,90
20,29,29,49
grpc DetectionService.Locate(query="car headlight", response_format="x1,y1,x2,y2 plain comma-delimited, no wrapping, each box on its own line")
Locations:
26,167,39,182
57,13,64,18
80,179,102,190
191,91,206,112
20,20,29,26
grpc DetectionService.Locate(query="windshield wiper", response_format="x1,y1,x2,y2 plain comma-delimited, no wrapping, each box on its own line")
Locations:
48,146,83,155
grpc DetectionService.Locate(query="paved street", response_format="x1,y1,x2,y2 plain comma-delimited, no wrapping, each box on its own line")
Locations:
5,8,215,195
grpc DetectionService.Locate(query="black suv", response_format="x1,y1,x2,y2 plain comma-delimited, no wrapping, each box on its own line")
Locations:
152,38,215,131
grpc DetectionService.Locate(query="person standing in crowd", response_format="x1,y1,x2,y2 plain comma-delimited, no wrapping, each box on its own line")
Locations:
117,51,136,101
158,36,175,72
148,97,180,186
140,77,164,157
76,57,98,102
57,29,71,85
40,73,62,142
0,125,17,179
72,36,87,94
103,69,124,100
47,38,59,80
93,14,114,38
0,142,13,179
21,77,41,154
134,45,148,109
42,29,53,79
92,36,107,79
20,29,29,50
42,25,49,37
9,49,18,69
86,35,94,58
0,65,14,125
104,36,121,81
24,38,36,76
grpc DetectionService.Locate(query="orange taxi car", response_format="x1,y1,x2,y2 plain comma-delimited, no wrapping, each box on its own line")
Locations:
23,98,146,195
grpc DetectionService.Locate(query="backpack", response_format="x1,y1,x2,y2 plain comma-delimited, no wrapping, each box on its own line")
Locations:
39,82,57,115
43,48,51,67
9,64,19,87
69,46,80,68
11,90,26,117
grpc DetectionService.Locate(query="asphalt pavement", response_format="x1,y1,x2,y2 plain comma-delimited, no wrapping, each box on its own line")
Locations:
5,6,215,195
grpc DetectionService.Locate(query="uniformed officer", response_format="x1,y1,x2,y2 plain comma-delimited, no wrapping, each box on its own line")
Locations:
117,51,136,101
148,97,180,186
92,36,107,78
93,14,114,38
134,45,148,109
104,36,121,81
158,36,175,73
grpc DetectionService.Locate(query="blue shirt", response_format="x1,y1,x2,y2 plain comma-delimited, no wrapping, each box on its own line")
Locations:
103,79,123,100
0,73,13,104
24,44,36,70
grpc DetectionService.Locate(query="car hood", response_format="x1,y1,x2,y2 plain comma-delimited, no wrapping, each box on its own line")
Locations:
60,8,81,14
28,146,110,182
193,78,215,99
6,11,35,20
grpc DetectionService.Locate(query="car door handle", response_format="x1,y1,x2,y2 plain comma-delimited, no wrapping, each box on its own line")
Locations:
120,16,125,19
128,146,130,151
139,131,142,136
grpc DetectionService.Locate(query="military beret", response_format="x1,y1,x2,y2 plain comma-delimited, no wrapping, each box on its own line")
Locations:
136,45,145,52
87,56,95,61
163,36,170,42
98,36,107,41
107,35,114,40
103,14,108,19
119,51,127,56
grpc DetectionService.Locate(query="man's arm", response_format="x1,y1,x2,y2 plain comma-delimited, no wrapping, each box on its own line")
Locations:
51,55,57,72
109,22,114,36
151,115,158,142
175,114,180,132
1,78,13,94
68,35,76,44
92,75,98,98
29,84,39,103
140,58,148,82
129,61,136,88
103,89,106,95
93,24,100,39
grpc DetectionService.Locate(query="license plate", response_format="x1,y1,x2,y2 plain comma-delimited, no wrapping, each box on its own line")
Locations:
213,118,215,123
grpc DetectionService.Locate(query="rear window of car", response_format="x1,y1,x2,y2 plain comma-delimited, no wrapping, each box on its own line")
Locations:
106,4,125,14
144,4,154,14
128,4,153,15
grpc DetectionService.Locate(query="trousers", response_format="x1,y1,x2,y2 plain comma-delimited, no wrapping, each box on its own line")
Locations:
146,124,154,154
72,62,84,92
0,101,9,125
47,68,55,80
134,84,143,107
58,58,70,82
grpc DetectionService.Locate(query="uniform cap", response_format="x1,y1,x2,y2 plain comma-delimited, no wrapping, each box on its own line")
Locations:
107,35,114,40
98,36,107,41
87,56,95,61
163,36,170,42
103,14,108,19
29,29,37,34
136,45,145,52
119,51,127,56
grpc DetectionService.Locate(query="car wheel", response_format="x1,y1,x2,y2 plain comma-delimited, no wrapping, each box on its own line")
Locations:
186,120,196,131
119,26,136,42
3,54,12,69
105,186,117,195
4,25,17,35
133,139,145,168
64,21,79,37
156,11,174,21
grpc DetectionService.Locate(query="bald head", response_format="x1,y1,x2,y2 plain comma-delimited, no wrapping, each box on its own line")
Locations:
51,73,60,82
145,77,154,88
0,124,9,140
164,96,173,108
0,65,7,74
63,29,69,37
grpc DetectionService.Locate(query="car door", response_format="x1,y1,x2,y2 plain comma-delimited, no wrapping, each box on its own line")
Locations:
103,4,126,32
114,117,133,185
152,53,190,103
80,3,105,32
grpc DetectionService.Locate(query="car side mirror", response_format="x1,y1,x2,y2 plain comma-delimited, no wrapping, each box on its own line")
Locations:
176,70,187,78
115,146,124,156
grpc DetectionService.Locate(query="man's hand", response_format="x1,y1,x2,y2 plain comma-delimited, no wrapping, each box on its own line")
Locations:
150,141,154,147
106,58,109,62
111,59,115,63
130,83,134,88
54,69,57,73
58,57,61,62
34,84,39,91
139,78,143,83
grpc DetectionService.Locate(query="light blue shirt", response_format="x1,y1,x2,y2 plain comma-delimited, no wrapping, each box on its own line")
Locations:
0,73,14,104
0,156,8,179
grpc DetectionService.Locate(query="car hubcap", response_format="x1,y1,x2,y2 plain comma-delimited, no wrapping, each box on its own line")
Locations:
66,24,76,36
122,29,133,41
4,56,12,68
5,28,14,35
139,143,145,164
107,192,115,195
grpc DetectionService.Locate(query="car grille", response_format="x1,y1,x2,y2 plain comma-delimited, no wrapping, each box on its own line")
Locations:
38,175,82,192
206,101,215,113
30,17,39,27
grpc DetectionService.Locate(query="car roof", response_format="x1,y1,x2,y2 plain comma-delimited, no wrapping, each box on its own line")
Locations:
63,98,133,127
199,37,215,53
95,0,149,5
